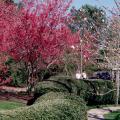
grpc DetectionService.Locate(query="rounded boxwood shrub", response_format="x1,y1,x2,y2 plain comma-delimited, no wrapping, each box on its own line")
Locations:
49,77,115,105
33,76,116,105
34,77,86,98
34,81,69,95
26,80,70,105
27,78,86,105
0,92,87,120
27,75,116,107
35,92,85,104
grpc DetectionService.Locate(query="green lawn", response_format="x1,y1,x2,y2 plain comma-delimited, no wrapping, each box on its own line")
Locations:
104,110,120,120
0,100,25,110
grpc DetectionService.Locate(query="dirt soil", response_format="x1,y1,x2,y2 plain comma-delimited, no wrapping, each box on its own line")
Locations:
0,86,33,104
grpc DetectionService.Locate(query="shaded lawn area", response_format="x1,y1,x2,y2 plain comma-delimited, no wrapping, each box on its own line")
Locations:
104,110,120,120
0,100,25,110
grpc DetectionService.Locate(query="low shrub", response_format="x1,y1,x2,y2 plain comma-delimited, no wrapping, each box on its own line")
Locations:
116,114,120,120
35,92,85,104
34,81,69,95
0,92,87,120
27,81,70,105
84,80,115,105
33,76,115,105
5,58,27,87
31,78,85,105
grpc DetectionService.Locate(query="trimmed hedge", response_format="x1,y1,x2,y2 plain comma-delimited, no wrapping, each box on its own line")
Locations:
0,92,87,120
33,76,115,105
34,77,85,97
35,92,85,104
84,80,115,105
34,81,69,95
27,80,70,105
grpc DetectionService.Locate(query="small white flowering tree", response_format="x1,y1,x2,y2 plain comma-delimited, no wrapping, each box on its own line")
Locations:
101,0,120,105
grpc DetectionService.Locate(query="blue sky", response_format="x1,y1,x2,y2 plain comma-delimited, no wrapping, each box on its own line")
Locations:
71,0,117,16
14,0,116,14
72,0,116,10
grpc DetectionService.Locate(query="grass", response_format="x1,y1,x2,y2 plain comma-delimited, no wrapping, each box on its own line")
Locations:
104,110,120,120
0,100,25,110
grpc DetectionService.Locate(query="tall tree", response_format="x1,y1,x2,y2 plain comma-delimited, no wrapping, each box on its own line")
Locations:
69,4,107,33
0,0,80,90
69,4,107,50
99,0,120,105
0,1,16,86
66,4,102,73
0,0,14,4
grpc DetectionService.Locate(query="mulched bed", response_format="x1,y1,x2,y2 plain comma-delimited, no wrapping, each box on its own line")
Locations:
0,86,33,104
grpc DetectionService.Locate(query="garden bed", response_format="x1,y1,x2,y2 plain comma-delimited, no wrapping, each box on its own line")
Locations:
0,86,32,104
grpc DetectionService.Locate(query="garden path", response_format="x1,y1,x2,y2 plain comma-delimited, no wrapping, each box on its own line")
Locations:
88,106,120,120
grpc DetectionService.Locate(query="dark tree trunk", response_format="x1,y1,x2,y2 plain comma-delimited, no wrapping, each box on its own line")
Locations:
27,62,38,94
115,70,120,106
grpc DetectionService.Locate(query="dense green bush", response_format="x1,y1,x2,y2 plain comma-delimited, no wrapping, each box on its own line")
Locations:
84,80,115,105
0,92,87,120
48,76,87,95
37,64,64,80
52,77,115,105
33,76,115,105
34,81,69,95
5,58,27,87
10,68,27,87
116,114,120,120
35,92,85,104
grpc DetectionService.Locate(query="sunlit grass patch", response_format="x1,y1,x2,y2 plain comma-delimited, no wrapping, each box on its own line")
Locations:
0,100,25,110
